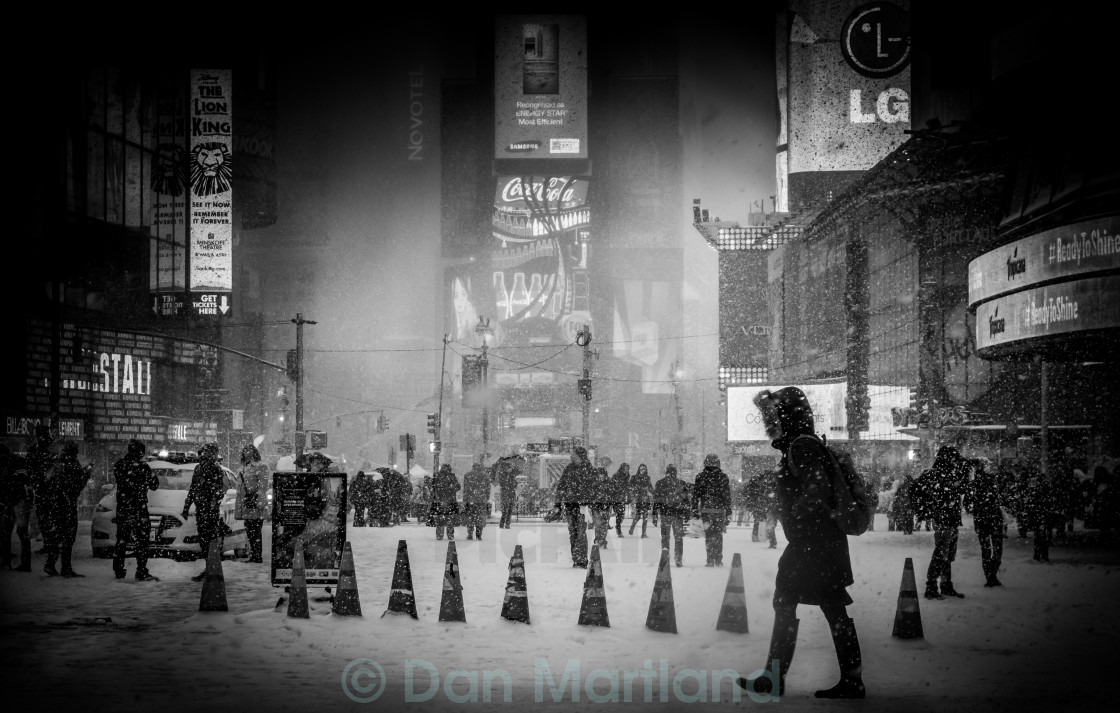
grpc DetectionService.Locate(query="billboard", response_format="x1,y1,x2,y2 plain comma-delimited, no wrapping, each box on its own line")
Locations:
189,69,234,317
271,473,348,587
608,248,683,395
719,252,771,369
494,15,588,160
974,275,1120,354
726,382,916,442
968,216,1119,308
778,0,911,210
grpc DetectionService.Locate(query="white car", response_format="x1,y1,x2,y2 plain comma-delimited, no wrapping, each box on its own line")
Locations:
90,457,248,560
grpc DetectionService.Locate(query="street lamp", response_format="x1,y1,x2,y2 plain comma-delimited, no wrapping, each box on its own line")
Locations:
475,316,493,465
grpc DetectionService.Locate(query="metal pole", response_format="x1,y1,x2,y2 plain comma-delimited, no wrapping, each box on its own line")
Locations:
481,341,489,464
292,313,317,457
1040,360,1049,478
581,325,592,448
435,334,448,472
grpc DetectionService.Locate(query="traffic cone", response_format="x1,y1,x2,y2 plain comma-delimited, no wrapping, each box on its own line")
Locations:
715,552,749,633
332,541,362,616
578,544,610,627
199,539,228,612
892,557,924,639
439,540,466,622
287,541,310,619
383,539,418,619
645,548,677,633
500,544,530,624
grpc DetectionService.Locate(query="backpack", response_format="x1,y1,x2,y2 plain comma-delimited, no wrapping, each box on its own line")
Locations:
791,434,874,536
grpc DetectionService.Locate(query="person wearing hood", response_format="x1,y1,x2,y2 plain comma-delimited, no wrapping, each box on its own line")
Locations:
627,463,654,537
652,464,690,567
182,443,228,582
430,464,461,540
495,455,522,529
39,441,91,577
350,471,371,527
920,445,968,599
112,439,160,581
554,445,594,567
369,469,392,527
694,454,732,567
738,387,865,700
964,457,1005,587
463,460,491,540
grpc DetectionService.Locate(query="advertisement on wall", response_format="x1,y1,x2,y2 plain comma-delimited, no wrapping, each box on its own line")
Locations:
494,15,588,160
189,69,234,317
968,216,1119,307
974,275,1120,355
779,0,911,209
271,473,347,587
609,249,683,396
149,73,188,315
719,252,771,369
726,382,917,442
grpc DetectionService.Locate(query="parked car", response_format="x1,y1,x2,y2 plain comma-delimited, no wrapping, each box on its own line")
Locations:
90,455,248,560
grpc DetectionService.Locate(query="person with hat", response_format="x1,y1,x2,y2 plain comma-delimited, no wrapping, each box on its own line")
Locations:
39,441,92,577
430,463,461,540
235,444,269,564
610,462,631,538
694,454,732,567
627,463,654,538
964,457,1006,587
738,386,866,700
112,439,160,581
652,464,690,567
182,443,228,582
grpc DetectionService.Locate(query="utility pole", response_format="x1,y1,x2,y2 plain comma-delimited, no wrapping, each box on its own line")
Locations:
475,317,493,465
292,312,317,457
577,324,593,448
434,333,449,472
670,360,683,473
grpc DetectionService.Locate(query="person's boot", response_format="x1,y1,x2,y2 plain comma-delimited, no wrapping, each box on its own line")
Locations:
60,547,84,578
738,610,799,697
814,616,866,699
924,580,944,600
752,522,760,543
135,570,160,582
939,581,964,598
191,570,208,582
43,550,59,577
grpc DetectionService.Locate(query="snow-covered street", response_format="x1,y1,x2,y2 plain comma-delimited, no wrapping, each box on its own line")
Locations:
1,516,1115,712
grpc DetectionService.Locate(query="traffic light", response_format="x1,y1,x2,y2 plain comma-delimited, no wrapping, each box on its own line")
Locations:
278,386,290,422
578,378,592,400
426,412,440,435
309,430,328,449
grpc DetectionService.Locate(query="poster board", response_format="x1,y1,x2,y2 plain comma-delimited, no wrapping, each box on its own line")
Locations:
270,472,347,587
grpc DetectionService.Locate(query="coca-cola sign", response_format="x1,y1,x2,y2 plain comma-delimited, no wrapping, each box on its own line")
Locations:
496,176,587,208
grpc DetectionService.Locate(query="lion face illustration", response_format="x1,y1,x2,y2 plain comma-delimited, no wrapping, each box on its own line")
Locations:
190,142,233,196
151,144,187,196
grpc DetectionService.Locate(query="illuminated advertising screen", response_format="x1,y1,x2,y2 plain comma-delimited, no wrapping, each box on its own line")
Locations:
779,0,911,209
494,15,588,160
189,69,234,317
726,382,916,442
974,275,1120,354
150,72,188,315
968,216,1119,308
271,473,348,587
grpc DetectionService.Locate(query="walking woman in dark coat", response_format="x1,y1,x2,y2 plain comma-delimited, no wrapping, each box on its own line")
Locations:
964,457,1005,586
739,387,865,700
40,441,91,577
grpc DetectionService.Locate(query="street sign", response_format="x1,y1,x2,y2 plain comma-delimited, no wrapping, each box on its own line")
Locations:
191,292,232,317
152,292,186,317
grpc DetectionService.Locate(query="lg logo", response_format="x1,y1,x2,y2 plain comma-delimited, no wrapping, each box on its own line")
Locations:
849,88,909,124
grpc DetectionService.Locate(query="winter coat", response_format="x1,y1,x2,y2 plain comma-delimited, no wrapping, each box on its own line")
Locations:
235,461,270,520
629,466,653,504
494,457,522,499
39,455,89,537
693,466,732,517
892,476,914,519
964,467,1005,531
1,455,34,508
184,459,227,542
555,460,594,510
652,474,690,519
590,467,613,508
431,468,461,504
762,386,854,607
112,455,158,518
350,473,371,507
919,447,967,529
463,466,491,506
610,465,631,506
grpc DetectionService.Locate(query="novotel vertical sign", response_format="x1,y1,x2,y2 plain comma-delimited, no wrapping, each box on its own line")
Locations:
189,69,234,317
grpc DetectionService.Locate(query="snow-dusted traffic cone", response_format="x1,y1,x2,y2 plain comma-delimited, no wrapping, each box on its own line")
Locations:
578,544,610,627
646,548,677,633
500,544,530,624
199,539,228,612
287,542,310,619
332,541,362,616
439,540,466,622
892,557,924,639
383,539,418,619
716,552,749,633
